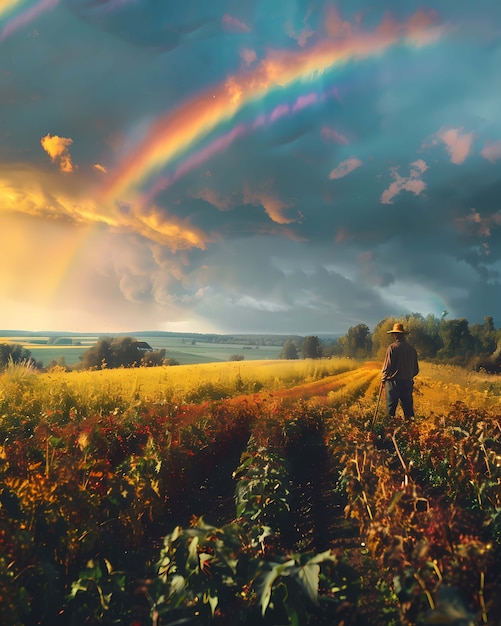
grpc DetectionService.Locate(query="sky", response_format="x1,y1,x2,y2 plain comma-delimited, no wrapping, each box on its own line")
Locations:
1,1,501,335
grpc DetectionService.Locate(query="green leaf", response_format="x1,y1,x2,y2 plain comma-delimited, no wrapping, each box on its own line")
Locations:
208,593,218,616
187,536,199,565
198,553,212,573
306,549,337,566
170,525,182,543
233,455,255,476
297,563,320,605
169,575,186,597
260,560,295,616
68,580,88,598
283,581,301,626
83,560,102,581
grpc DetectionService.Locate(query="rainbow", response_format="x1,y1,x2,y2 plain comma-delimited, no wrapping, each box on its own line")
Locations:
0,0,23,19
0,0,59,41
104,10,444,202
139,89,328,208
43,222,103,306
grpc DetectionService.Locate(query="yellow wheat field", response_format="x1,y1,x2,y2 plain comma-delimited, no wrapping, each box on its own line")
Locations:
1,358,499,422
0,358,355,409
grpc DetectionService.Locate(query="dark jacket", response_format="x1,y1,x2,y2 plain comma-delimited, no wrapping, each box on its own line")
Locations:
381,337,419,381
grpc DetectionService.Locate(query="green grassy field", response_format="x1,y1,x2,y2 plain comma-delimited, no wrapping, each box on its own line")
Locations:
1,335,283,367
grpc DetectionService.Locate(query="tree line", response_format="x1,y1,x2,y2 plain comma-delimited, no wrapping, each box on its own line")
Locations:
1,314,500,373
281,313,501,373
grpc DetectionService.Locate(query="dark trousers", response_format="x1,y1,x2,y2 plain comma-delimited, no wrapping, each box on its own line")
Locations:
385,379,415,418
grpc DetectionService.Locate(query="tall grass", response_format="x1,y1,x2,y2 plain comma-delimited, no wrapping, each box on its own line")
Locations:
418,362,501,412
0,358,356,428
2,358,496,432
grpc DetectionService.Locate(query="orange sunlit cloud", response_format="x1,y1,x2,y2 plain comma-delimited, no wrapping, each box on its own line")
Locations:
0,167,109,225
243,185,298,224
0,166,208,253
480,139,501,163
41,133,75,173
194,188,235,211
380,159,428,204
432,127,475,164
456,207,501,239
329,157,362,179
132,206,210,251
321,125,349,144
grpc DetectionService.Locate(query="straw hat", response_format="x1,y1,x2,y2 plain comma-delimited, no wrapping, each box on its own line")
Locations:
387,322,408,334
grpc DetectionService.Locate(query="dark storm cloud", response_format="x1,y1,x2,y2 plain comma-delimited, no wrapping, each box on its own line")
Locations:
65,0,220,50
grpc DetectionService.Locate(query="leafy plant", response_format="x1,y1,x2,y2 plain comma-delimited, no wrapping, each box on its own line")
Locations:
150,517,359,626
66,558,130,625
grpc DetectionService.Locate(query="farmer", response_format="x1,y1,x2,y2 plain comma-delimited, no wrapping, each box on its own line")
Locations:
381,322,419,419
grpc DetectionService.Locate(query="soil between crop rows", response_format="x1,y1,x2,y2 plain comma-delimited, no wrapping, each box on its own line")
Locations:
156,417,385,625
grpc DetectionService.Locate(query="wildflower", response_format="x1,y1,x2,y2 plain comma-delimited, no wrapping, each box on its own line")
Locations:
77,432,89,450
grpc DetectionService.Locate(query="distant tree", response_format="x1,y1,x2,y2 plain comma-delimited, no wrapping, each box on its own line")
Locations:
474,336,501,373
470,316,497,355
403,313,440,359
279,339,299,360
141,348,167,367
163,357,180,366
301,336,322,359
422,313,443,356
371,318,398,359
113,336,142,368
371,314,442,360
229,354,245,361
47,356,71,372
339,323,372,358
80,338,115,370
80,336,166,370
322,338,342,358
488,338,501,372
0,343,38,370
438,318,474,360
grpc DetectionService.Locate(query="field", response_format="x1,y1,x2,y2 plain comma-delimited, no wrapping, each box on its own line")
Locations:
0,335,284,366
1,358,500,625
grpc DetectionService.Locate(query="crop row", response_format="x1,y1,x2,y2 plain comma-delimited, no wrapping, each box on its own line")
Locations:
0,394,368,625
328,402,501,625
1,362,500,625
149,413,362,626
0,401,257,625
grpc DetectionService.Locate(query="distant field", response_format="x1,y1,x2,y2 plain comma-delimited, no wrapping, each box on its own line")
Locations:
0,335,283,366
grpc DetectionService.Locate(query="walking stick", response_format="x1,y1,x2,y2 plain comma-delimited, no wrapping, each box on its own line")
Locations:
370,382,384,431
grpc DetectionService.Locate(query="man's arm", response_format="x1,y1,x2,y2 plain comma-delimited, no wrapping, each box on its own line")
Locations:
413,347,419,377
381,345,393,381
